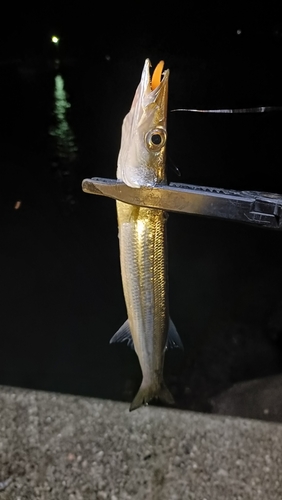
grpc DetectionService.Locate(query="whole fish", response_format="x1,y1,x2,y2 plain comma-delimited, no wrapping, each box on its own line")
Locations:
110,59,182,411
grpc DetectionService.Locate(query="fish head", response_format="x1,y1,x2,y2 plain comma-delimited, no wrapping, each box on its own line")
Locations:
117,59,169,188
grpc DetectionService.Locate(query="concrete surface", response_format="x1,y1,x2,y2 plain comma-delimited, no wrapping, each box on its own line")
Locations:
0,386,282,500
211,374,282,422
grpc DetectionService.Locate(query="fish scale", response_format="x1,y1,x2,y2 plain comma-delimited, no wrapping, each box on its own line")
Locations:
116,202,168,386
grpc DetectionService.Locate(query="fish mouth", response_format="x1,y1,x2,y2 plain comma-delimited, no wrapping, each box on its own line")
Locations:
139,58,169,105
117,59,169,188
132,58,169,158
151,60,165,90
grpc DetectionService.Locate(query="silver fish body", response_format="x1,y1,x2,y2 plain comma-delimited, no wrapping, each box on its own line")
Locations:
111,59,182,411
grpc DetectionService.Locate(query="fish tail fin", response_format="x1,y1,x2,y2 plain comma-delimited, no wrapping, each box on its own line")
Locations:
129,380,175,412
158,382,175,407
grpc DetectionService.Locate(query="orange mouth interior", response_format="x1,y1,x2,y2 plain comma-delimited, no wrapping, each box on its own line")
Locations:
151,60,164,90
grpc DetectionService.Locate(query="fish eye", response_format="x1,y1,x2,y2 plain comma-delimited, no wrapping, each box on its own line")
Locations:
152,134,162,145
145,127,167,151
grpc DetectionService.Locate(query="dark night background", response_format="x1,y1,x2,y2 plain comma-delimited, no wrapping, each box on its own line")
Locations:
1,2,282,419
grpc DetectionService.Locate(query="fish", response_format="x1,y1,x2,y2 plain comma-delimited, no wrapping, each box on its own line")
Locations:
110,59,183,411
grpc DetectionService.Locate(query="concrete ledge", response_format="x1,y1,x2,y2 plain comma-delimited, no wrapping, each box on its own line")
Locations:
0,386,282,499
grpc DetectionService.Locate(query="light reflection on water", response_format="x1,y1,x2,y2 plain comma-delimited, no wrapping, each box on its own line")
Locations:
49,71,78,214
49,73,77,161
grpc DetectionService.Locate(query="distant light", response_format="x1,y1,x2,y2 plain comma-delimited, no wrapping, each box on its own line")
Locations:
14,200,21,210
105,54,111,61
52,36,59,44
236,29,242,35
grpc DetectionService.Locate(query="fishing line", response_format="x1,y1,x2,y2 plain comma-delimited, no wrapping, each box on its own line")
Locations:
167,154,181,177
171,106,282,113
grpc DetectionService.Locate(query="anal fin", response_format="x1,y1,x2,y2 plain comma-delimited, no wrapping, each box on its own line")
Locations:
109,319,134,349
167,318,184,350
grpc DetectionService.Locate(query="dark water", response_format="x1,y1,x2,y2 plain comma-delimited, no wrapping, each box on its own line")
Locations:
1,52,282,416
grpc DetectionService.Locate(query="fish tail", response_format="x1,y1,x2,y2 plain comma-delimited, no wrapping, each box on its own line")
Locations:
129,380,175,412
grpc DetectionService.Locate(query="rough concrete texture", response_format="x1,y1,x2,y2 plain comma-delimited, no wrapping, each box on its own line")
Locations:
211,374,282,422
0,386,282,500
